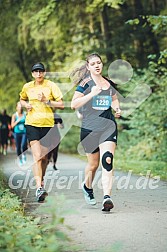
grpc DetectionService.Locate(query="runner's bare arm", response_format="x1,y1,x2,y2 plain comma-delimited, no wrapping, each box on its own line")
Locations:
20,99,33,111
46,99,64,110
111,94,121,118
71,87,101,109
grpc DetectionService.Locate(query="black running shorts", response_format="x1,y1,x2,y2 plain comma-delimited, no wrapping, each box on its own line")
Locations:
80,121,117,154
26,125,52,147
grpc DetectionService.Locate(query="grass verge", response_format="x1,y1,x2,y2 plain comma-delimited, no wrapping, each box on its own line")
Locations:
0,168,76,252
71,153,167,181
114,154,167,180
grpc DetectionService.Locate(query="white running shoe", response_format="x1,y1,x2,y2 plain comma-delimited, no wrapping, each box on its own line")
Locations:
22,154,26,164
3,150,7,155
36,187,48,202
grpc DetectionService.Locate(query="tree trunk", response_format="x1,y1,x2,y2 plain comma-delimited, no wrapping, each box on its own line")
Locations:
100,5,113,62
16,48,29,82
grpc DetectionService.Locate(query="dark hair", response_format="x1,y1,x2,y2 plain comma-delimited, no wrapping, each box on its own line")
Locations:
2,109,7,115
16,102,23,113
70,53,102,85
86,53,102,63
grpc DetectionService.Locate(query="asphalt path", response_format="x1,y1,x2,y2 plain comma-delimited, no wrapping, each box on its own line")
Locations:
0,151,167,252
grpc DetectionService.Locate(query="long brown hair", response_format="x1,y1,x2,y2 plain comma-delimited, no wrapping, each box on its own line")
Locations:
70,53,102,85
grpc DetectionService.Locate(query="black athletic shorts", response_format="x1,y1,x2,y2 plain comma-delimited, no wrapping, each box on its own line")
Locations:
80,121,117,154
0,129,9,145
26,125,52,147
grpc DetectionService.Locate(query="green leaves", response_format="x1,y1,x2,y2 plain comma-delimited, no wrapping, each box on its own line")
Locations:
146,15,167,34
0,0,166,173
0,187,74,252
126,15,167,34
86,0,125,12
126,18,140,25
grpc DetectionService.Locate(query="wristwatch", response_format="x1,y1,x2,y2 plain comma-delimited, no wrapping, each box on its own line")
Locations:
45,100,51,105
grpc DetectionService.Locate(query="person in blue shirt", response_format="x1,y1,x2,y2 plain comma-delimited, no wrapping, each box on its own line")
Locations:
11,102,27,166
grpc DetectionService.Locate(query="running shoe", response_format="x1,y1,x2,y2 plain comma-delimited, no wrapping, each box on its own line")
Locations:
18,159,23,166
22,154,26,164
3,150,7,156
36,187,48,202
102,197,114,212
81,182,96,205
53,164,57,170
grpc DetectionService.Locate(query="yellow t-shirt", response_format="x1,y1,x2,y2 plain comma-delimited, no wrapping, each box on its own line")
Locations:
20,79,63,127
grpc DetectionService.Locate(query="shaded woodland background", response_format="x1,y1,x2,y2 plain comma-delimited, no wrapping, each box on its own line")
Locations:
0,0,166,177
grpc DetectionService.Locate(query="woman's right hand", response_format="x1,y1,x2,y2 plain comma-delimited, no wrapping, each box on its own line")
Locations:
115,108,121,118
91,86,102,96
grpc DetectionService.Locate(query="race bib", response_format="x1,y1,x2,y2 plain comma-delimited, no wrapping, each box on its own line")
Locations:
92,95,112,110
18,124,24,131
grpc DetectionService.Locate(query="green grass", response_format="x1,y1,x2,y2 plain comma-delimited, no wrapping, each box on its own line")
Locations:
0,168,8,191
114,158,167,180
71,153,167,180
0,168,77,252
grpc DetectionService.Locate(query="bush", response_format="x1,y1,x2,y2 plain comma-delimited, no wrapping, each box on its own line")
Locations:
0,169,75,252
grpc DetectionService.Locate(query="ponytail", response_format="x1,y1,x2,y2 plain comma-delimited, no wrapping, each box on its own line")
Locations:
70,52,102,85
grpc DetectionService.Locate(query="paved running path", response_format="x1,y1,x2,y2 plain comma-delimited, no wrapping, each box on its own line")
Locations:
0,151,167,252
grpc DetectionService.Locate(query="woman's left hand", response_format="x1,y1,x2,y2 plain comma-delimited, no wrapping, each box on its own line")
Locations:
38,92,46,102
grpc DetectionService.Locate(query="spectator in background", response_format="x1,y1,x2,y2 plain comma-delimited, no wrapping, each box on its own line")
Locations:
11,102,27,166
0,109,11,155
8,125,16,151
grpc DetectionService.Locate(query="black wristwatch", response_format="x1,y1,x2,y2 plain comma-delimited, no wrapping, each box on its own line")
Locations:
45,100,51,105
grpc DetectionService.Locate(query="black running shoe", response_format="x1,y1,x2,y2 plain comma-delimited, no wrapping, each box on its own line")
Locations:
81,182,96,205
53,164,57,170
102,197,114,212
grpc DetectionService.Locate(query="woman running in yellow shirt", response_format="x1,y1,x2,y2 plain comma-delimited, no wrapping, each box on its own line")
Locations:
20,62,64,202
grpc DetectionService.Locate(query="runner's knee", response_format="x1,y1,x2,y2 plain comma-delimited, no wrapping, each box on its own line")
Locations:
102,151,113,171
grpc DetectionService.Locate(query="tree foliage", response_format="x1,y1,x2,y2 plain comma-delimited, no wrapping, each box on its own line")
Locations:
0,0,166,165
